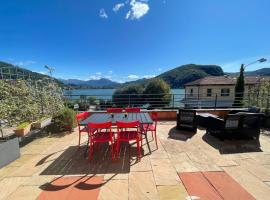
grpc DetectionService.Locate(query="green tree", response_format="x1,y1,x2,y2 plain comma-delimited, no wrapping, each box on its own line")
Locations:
233,64,245,107
112,84,144,107
143,78,171,108
247,78,270,111
112,78,171,108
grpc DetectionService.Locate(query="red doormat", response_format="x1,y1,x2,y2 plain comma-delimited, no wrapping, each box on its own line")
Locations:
37,176,103,200
179,172,255,200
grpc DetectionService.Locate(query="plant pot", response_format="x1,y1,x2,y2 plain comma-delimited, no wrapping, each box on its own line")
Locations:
63,125,74,131
32,117,52,129
14,124,31,137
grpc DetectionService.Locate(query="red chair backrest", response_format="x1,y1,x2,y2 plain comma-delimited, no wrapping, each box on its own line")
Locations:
116,120,140,129
88,121,112,129
76,112,89,122
107,108,123,113
125,107,141,113
88,121,113,139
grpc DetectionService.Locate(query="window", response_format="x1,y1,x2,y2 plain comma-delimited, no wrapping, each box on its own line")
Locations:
221,88,230,96
207,88,212,97
190,88,193,96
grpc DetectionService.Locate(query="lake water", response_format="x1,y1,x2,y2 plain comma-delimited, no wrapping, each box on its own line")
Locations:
63,88,185,96
64,88,185,107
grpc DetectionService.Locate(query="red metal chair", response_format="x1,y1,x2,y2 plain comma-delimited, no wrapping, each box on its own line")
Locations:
106,108,123,113
142,112,158,148
76,112,90,147
88,121,114,161
116,120,141,161
125,107,141,113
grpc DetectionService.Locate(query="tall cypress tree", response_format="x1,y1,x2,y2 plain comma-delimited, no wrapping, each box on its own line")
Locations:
233,64,245,107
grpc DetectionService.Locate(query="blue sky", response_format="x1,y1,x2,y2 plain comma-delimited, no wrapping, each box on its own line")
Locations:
0,0,270,82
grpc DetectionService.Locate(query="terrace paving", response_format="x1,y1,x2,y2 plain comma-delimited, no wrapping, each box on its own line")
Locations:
0,122,270,199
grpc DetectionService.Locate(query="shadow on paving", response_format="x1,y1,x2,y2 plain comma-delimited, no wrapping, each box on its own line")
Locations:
202,133,262,154
39,142,144,176
37,142,145,198
168,127,196,141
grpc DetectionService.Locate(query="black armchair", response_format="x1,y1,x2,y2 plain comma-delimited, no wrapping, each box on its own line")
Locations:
241,113,264,140
206,114,241,138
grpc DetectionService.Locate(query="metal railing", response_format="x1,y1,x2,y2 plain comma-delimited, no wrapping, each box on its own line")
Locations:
63,92,270,111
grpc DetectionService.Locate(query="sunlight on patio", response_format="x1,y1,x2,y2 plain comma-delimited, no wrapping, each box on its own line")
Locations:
0,122,270,200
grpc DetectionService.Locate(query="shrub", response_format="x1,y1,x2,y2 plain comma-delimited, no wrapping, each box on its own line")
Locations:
16,122,31,130
0,79,64,126
53,107,77,131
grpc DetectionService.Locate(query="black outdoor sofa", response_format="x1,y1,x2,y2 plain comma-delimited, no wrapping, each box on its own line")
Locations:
196,109,265,140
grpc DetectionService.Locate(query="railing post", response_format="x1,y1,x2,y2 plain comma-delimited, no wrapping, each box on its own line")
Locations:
214,93,217,109
128,94,131,107
172,94,175,108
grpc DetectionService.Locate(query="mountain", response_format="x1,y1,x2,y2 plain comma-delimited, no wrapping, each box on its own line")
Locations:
59,79,88,85
227,68,270,77
120,64,224,89
121,78,149,87
59,78,120,88
157,64,224,88
2,59,269,89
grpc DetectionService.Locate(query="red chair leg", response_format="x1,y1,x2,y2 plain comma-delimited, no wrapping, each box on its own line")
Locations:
111,141,114,161
89,142,93,161
78,132,81,147
116,140,120,160
154,130,158,149
137,139,141,161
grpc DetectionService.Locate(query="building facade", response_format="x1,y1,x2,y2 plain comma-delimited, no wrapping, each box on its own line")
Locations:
184,76,262,108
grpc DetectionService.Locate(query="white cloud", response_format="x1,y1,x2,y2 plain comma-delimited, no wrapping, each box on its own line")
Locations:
128,74,139,79
15,60,36,66
99,8,108,19
113,3,125,12
126,0,150,20
89,75,101,80
104,75,112,79
126,11,131,19
89,72,103,80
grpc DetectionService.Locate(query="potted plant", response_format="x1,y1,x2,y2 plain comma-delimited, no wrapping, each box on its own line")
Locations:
32,116,52,129
54,107,77,131
14,122,32,137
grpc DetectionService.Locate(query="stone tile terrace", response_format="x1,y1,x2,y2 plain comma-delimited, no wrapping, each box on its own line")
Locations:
0,122,270,199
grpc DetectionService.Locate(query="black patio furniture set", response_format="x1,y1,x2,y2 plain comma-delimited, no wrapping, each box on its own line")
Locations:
177,108,265,140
